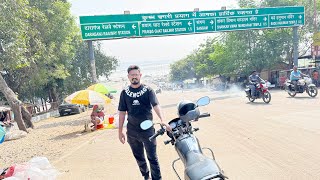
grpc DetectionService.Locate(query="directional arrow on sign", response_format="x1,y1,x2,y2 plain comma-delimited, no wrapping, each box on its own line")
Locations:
188,21,192,26
255,9,259,14
210,20,214,25
132,24,136,29
299,15,302,19
264,17,267,21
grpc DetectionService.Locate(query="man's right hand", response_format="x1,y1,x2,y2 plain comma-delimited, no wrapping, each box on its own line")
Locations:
119,131,126,144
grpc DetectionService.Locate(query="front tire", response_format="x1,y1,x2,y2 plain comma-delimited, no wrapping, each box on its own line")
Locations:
76,107,81,114
262,91,271,103
248,96,255,102
307,86,318,97
288,91,296,97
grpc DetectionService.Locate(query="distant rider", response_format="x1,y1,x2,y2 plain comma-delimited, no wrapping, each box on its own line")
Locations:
248,70,262,98
290,66,308,91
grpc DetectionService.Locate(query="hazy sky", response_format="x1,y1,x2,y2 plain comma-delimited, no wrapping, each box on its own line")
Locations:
69,0,239,63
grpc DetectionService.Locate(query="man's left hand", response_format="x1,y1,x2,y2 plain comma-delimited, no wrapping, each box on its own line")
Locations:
161,122,172,132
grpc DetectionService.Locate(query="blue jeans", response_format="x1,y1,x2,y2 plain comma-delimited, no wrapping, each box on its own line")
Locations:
249,84,256,97
127,131,162,180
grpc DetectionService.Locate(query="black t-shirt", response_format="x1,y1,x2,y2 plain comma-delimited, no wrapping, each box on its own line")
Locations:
118,84,159,135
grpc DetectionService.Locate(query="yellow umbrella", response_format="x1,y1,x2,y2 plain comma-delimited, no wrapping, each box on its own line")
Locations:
65,90,111,105
87,83,117,94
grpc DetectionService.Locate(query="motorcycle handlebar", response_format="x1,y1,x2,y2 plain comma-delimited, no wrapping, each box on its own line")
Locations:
149,128,165,141
149,113,210,141
198,113,210,118
149,133,160,141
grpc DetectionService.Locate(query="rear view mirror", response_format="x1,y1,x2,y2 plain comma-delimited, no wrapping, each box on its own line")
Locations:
196,96,210,106
140,120,153,130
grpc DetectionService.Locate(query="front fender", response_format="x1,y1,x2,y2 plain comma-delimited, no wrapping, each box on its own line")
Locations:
283,84,291,92
308,84,316,88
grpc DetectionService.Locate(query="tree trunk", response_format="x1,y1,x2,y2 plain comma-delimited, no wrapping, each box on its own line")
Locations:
49,86,59,110
21,106,34,128
88,41,98,83
11,103,27,132
90,60,98,83
0,74,33,132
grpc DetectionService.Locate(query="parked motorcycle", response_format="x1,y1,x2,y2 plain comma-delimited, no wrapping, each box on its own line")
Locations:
284,77,318,97
140,96,227,180
244,80,271,103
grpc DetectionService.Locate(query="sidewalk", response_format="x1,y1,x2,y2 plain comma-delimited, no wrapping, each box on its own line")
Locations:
53,129,143,180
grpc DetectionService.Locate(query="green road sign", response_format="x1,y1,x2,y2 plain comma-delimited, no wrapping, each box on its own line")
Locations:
80,6,304,40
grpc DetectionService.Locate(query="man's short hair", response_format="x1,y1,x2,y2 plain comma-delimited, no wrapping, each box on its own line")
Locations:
127,65,140,73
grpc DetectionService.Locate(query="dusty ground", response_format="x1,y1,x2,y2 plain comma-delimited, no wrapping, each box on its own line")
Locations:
1,88,320,180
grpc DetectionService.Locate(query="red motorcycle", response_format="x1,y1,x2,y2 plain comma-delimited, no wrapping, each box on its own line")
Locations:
245,80,271,103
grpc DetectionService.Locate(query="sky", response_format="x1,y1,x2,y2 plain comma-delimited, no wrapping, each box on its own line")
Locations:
68,0,239,63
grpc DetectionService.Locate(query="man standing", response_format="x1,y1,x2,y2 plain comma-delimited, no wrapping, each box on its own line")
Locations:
118,65,169,180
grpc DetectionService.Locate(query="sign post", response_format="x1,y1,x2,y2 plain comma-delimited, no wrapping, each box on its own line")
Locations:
80,6,305,40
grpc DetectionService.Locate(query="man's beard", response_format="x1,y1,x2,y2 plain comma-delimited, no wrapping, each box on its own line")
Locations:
131,79,140,85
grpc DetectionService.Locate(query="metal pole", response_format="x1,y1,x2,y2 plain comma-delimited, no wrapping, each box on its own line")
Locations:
315,0,318,32
293,27,299,67
88,40,98,83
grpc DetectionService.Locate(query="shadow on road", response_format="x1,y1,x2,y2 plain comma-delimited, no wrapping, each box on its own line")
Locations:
246,102,271,105
37,117,88,129
49,130,91,141
286,96,319,100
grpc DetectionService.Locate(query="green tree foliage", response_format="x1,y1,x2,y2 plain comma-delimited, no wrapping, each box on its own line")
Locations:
169,55,196,82
1,0,118,108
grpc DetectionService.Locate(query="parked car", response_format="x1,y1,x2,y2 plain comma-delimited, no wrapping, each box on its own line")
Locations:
58,103,85,116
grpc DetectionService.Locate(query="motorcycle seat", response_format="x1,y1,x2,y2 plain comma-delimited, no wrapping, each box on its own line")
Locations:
184,151,222,180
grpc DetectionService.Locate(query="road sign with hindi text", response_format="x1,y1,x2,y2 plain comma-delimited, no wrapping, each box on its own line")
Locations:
80,6,304,40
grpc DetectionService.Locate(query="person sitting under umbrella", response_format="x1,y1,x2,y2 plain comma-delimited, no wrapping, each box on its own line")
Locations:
0,111,11,127
90,105,105,131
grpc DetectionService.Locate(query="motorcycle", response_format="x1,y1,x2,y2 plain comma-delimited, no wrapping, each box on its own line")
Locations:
140,96,227,180
284,77,318,97
244,80,271,103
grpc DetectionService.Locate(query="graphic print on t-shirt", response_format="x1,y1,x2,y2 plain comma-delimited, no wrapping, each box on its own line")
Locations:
132,100,140,106
125,85,148,98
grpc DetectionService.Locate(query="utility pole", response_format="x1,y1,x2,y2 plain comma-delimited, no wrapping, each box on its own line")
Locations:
88,40,98,83
293,27,299,67
314,0,318,32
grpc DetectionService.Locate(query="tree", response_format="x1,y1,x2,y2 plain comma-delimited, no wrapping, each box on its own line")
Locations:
0,0,37,131
26,0,80,109
0,0,119,131
169,56,196,82
193,38,216,78
63,41,119,97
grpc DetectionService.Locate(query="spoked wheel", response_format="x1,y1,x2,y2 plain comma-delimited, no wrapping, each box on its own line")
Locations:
288,91,296,97
248,96,255,102
307,86,318,97
262,91,271,103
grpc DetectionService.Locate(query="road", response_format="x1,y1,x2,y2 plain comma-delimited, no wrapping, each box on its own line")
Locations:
54,89,320,180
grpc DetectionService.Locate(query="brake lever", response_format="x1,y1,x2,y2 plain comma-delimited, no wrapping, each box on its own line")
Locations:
164,140,171,145
159,128,166,135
